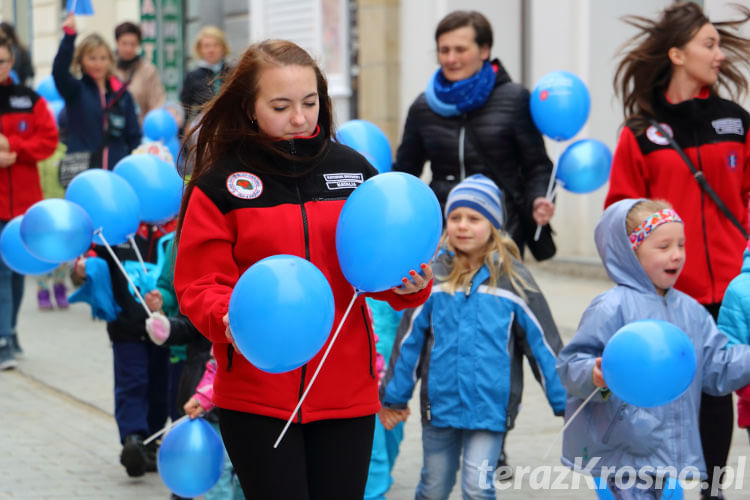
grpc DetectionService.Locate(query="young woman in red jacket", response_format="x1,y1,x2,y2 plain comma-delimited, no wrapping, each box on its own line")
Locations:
606,4,750,499
173,39,432,499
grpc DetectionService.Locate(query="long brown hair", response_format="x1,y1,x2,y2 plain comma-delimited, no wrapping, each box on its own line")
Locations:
176,39,335,240
613,2,750,131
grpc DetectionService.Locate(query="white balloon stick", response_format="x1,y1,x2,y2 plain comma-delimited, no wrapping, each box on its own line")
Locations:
96,230,153,319
273,289,359,449
543,387,599,459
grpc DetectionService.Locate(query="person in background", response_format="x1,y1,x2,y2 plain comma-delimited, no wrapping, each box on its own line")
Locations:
0,36,59,370
606,4,750,498
173,39,432,499
179,26,232,128
0,22,33,85
52,14,141,170
392,10,554,258
113,21,166,126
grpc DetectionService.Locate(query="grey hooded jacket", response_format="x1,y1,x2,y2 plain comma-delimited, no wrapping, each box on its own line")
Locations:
556,198,750,478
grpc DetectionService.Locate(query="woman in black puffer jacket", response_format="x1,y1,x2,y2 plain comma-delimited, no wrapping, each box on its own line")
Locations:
393,10,554,257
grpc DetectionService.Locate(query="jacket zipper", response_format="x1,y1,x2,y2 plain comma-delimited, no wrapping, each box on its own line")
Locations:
458,123,466,181
360,305,375,379
602,403,627,443
291,138,310,422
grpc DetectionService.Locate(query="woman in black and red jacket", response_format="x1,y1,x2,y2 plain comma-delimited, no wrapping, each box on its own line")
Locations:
0,36,58,368
606,4,750,499
173,40,432,499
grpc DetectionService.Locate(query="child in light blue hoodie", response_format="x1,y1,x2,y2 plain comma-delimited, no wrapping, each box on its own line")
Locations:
557,198,750,499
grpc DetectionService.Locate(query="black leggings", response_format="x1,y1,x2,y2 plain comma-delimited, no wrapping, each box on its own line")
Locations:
218,409,375,500
699,303,734,493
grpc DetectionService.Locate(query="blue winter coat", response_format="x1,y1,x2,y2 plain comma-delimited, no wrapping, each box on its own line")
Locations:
52,33,141,169
556,198,750,479
718,249,750,347
381,251,566,432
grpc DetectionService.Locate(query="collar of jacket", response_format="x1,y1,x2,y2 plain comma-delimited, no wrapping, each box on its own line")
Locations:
653,86,714,123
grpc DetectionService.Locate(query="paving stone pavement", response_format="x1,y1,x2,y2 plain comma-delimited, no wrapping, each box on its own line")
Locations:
2,263,750,499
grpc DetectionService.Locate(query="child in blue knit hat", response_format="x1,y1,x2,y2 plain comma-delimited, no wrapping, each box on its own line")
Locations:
379,174,565,499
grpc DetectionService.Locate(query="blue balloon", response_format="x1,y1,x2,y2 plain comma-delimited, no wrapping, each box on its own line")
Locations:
65,0,94,15
0,217,60,275
602,320,696,408
228,255,335,373
114,154,183,223
9,69,18,84
336,172,442,292
36,75,62,103
530,71,590,141
158,417,224,498
47,99,65,124
336,120,393,173
65,169,140,245
19,199,94,263
556,139,612,194
165,136,181,166
143,108,178,142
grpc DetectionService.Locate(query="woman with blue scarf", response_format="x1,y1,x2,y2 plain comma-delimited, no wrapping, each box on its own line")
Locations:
393,10,554,260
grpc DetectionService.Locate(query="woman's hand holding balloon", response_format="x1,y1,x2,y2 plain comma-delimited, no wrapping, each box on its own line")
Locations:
532,197,555,226
222,313,239,353
392,263,433,295
592,357,606,388
62,13,75,33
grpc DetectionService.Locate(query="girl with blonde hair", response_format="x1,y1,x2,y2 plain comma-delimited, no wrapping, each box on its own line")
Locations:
380,174,565,500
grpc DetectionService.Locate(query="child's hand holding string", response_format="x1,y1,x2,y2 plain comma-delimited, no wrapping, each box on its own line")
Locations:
592,357,606,388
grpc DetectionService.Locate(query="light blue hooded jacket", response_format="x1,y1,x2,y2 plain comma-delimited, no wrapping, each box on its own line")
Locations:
382,250,566,432
556,198,750,478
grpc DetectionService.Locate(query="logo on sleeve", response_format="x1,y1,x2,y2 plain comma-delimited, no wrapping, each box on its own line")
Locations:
712,118,744,136
227,172,263,199
646,123,673,146
17,120,28,132
726,150,739,171
323,173,364,190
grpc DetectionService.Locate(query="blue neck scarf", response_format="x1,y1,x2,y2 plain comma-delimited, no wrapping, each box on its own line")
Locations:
425,61,495,117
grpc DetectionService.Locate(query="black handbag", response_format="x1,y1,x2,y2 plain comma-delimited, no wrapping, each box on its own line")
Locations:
464,121,557,260
650,120,749,239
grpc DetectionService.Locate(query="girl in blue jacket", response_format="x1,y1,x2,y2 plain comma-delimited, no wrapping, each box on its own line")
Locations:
380,174,565,500
557,199,750,499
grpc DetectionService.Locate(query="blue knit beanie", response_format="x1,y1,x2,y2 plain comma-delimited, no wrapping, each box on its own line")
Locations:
444,174,505,229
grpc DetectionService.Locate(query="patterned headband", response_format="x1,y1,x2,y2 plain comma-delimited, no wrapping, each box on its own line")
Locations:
629,208,683,251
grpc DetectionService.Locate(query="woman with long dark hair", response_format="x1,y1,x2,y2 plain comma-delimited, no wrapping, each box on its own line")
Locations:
173,39,433,499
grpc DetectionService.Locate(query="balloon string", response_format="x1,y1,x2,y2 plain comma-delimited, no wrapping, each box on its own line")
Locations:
144,414,189,445
534,140,563,241
96,230,153,319
273,289,360,449
128,235,149,274
543,387,599,459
